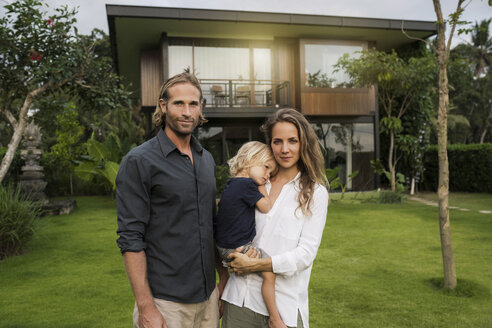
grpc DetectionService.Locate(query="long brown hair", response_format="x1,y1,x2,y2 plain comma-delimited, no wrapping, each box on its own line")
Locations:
153,72,207,127
261,108,327,216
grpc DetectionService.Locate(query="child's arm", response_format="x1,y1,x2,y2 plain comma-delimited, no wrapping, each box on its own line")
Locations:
256,184,272,213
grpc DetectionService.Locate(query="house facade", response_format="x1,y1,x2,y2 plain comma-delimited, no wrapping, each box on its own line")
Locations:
107,5,436,190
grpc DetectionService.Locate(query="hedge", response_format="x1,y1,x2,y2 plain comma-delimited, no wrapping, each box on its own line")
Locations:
421,143,492,193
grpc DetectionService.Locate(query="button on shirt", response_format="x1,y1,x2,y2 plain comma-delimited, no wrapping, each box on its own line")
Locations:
116,129,217,303
221,173,328,327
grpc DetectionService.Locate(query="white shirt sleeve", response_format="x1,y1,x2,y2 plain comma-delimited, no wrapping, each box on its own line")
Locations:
271,185,328,276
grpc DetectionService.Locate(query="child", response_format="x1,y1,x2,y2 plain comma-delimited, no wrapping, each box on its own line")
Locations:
214,141,285,326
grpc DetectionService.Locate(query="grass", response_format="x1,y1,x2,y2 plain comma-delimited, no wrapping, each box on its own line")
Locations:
310,196,492,327
0,194,491,327
0,197,133,327
413,191,492,212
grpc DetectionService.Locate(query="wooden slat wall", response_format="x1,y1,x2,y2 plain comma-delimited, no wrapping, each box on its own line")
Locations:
275,39,296,108
301,86,375,116
140,50,163,107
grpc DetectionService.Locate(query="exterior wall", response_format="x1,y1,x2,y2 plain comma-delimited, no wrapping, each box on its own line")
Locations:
140,50,162,107
274,38,297,109
300,86,376,116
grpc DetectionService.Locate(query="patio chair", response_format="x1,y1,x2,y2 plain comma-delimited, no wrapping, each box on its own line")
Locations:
235,85,250,105
210,85,228,106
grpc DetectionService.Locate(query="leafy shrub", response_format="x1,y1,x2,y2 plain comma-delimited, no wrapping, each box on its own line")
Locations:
422,143,492,192
377,190,404,204
0,184,41,259
216,165,230,197
41,151,110,197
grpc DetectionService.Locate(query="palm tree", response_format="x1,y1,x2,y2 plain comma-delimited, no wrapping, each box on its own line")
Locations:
470,19,492,77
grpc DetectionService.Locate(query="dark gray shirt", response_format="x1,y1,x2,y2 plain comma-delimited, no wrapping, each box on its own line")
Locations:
116,129,216,303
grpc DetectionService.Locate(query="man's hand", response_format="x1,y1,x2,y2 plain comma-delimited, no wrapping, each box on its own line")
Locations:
138,304,167,328
217,270,229,318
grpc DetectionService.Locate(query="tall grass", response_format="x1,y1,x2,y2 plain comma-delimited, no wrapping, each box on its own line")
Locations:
0,184,41,259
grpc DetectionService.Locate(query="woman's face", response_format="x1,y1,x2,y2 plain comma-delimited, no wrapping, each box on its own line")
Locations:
271,121,300,171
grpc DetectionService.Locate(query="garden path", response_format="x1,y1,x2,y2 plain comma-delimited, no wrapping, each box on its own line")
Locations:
408,196,492,214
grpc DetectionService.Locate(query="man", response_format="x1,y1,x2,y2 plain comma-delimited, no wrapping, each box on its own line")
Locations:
116,72,228,328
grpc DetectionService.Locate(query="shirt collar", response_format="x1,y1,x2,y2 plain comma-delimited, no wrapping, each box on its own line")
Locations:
157,128,203,157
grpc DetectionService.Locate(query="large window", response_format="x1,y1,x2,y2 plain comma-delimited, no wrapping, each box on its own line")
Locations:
313,123,375,190
301,40,366,89
168,40,271,81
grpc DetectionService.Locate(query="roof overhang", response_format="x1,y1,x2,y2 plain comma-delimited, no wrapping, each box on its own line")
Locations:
107,5,437,93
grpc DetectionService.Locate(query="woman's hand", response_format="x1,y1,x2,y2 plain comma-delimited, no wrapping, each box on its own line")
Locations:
228,249,260,275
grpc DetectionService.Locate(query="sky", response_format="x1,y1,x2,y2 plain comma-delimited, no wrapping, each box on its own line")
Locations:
1,0,491,46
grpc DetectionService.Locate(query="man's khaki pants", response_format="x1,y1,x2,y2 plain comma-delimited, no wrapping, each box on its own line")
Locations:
133,287,219,328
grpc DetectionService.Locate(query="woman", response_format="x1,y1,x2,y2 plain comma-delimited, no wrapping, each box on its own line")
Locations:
221,108,329,328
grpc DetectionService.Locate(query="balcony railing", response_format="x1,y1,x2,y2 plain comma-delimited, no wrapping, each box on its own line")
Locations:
200,79,290,109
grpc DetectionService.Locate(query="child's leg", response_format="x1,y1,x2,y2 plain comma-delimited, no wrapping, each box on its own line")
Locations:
261,272,286,327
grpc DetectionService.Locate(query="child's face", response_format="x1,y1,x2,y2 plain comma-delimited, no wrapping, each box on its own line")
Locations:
248,160,276,186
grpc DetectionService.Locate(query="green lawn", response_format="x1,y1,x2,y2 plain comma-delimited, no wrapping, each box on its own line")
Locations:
0,195,491,327
413,191,492,212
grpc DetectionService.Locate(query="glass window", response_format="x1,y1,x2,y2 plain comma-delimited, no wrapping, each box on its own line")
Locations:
313,123,374,190
253,48,271,81
304,43,363,88
194,47,250,80
169,46,193,77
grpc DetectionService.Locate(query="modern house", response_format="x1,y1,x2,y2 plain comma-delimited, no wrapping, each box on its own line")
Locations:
106,5,437,190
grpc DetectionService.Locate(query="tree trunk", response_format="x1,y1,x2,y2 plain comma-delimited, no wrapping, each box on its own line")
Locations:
433,0,460,290
0,85,50,183
436,62,456,289
388,130,396,192
479,127,487,144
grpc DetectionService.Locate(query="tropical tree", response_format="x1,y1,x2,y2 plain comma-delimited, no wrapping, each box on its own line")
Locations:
432,0,469,290
0,0,131,183
468,19,492,77
448,19,492,143
49,102,84,195
336,50,436,191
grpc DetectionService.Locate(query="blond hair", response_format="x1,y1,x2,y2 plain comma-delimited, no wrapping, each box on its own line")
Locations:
153,72,207,127
228,141,275,177
261,108,327,217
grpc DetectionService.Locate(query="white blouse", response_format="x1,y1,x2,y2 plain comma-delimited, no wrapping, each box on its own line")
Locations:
221,173,329,328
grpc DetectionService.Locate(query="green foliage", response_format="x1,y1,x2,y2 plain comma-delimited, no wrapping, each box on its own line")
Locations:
0,184,41,259
376,190,404,204
325,167,359,199
0,0,133,183
422,143,492,192
74,134,123,191
215,165,230,197
336,49,436,191
447,19,492,144
305,70,336,88
40,151,110,197
0,148,22,186
370,159,406,193
380,117,402,135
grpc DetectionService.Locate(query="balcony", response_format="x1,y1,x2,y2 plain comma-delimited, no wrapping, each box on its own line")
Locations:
200,79,291,117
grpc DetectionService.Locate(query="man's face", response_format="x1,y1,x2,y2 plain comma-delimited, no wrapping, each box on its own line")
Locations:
161,83,202,137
